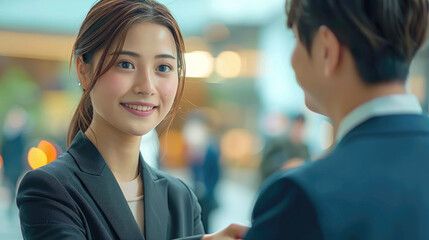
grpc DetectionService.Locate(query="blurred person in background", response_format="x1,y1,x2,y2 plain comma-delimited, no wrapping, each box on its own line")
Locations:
1,106,27,219
245,0,429,239
259,114,309,182
15,0,246,239
183,110,221,233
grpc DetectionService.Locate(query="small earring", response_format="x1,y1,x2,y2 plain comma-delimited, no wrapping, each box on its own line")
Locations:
78,82,82,86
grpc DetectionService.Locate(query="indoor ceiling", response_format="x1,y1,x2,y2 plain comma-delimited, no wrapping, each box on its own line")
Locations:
0,0,285,36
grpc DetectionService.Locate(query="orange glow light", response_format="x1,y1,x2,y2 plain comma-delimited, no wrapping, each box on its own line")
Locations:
220,129,256,162
0,154,3,170
28,147,48,170
159,130,186,168
37,140,57,163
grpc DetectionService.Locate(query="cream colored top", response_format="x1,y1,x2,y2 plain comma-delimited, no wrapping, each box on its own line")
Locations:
118,173,145,235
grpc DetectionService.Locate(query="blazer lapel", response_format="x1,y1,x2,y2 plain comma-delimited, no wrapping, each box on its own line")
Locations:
69,131,144,240
140,159,169,240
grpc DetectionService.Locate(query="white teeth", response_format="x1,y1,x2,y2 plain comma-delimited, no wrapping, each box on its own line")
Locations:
124,103,154,111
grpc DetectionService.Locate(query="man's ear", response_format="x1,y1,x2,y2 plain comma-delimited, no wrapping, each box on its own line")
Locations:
319,26,341,77
76,56,90,90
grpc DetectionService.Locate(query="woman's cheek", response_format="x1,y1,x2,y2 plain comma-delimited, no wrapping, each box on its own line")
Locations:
103,72,130,95
160,78,179,103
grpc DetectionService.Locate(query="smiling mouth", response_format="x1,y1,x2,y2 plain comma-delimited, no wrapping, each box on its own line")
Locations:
121,103,157,112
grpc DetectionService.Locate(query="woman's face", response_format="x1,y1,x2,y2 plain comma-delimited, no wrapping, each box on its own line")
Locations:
88,22,179,137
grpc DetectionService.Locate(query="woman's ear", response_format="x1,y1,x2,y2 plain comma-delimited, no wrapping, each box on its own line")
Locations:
76,56,90,90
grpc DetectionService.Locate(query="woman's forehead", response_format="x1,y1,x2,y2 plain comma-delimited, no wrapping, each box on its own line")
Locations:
120,22,177,57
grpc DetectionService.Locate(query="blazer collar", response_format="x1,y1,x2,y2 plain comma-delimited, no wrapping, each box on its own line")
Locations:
140,158,169,240
68,130,105,175
68,131,169,240
338,113,429,148
68,131,145,239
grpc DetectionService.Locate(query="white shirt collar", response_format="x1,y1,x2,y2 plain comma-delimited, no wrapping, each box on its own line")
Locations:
336,94,422,144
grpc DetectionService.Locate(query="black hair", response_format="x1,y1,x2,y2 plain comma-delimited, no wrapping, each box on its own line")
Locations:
286,0,428,84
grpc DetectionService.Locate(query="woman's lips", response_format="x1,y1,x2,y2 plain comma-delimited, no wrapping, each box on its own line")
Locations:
121,103,157,117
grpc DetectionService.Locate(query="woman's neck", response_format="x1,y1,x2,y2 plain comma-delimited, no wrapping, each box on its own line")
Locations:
85,115,141,182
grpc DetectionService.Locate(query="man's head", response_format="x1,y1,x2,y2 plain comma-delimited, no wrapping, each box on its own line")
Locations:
290,114,306,143
286,0,428,114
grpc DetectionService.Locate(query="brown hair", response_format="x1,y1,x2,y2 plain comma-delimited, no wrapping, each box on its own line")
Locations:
286,0,428,84
67,0,185,147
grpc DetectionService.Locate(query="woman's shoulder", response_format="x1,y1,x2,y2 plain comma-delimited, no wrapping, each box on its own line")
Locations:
43,151,77,172
21,151,78,187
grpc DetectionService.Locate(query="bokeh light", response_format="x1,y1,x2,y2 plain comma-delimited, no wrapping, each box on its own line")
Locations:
220,128,257,166
159,130,186,167
27,140,58,169
0,154,3,170
216,51,242,78
37,140,57,163
185,51,214,78
27,147,48,170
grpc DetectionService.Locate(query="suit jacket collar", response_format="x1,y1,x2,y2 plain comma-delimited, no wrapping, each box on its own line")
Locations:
335,94,422,144
68,130,105,175
140,157,169,240
68,131,169,240
338,113,429,148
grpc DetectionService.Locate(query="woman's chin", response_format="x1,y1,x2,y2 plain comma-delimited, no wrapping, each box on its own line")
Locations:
125,128,152,137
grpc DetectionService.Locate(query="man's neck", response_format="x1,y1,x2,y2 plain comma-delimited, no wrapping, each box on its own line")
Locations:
329,80,406,135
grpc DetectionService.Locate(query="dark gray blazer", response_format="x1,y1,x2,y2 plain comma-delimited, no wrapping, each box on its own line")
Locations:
245,114,429,240
17,131,204,240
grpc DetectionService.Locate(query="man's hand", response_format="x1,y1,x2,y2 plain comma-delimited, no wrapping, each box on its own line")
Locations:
202,224,249,240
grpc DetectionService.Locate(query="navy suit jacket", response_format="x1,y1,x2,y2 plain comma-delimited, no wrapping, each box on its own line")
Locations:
17,131,204,240
245,114,429,240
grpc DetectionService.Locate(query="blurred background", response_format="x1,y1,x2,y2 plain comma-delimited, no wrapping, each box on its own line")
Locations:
1,0,428,238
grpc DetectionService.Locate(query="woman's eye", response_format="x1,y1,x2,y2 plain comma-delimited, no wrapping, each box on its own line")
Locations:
157,65,171,73
118,61,134,69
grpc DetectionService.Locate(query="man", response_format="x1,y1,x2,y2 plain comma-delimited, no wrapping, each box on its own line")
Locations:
260,114,309,181
244,0,429,239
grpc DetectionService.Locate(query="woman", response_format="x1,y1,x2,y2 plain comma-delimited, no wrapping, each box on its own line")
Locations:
16,0,246,239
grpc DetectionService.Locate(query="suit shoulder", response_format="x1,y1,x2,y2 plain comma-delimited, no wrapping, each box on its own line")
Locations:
17,158,77,210
250,167,323,240
258,156,334,204
19,152,78,191
37,152,77,177
283,153,339,183
262,160,320,189
255,164,321,216
20,151,74,182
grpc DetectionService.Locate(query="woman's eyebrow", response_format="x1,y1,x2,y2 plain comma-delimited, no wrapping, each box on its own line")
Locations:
155,54,176,60
111,51,176,60
111,50,140,58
